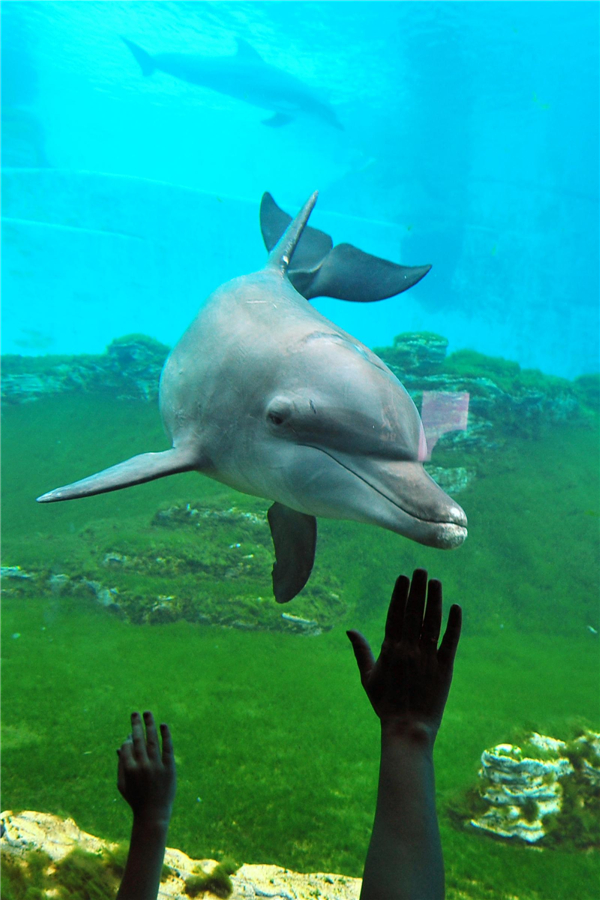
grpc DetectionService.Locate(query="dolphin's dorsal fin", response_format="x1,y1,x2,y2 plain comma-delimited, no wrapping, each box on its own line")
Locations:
261,192,332,269
267,191,319,275
36,446,198,503
235,38,263,63
122,37,156,77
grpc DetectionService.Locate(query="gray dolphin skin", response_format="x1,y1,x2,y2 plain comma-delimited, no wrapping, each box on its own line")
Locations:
37,193,467,602
260,192,432,301
122,37,344,130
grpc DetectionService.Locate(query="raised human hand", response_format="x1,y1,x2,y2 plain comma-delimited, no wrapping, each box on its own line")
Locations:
117,711,176,825
347,569,462,741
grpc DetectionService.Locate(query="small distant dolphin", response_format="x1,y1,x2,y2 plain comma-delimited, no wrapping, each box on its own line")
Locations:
122,36,344,130
37,194,467,602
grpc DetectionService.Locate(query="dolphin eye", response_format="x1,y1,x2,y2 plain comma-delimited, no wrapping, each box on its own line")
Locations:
266,397,293,427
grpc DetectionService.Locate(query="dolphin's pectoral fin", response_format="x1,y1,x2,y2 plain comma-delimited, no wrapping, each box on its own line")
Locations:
267,503,317,603
301,244,432,302
260,192,332,269
262,112,294,127
36,446,198,503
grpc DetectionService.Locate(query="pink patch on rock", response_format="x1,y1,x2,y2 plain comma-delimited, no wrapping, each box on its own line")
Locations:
419,391,470,461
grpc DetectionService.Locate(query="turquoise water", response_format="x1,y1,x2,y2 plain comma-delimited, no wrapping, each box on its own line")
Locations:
2,2,599,898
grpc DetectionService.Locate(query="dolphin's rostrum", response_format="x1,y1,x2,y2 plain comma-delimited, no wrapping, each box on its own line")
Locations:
37,193,467,602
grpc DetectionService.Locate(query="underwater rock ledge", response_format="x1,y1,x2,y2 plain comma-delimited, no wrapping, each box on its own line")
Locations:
1,334,169,404
0,809,361,899
2,333,596,451
0,503,347,634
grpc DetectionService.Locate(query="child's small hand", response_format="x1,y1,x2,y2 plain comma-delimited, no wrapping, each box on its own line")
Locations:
117,711,176,826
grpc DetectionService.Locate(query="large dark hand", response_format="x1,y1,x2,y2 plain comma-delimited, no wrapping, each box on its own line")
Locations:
117,711,176,825
347,569,462,740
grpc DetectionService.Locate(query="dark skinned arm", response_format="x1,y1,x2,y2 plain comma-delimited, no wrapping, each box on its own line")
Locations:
347,569,462,900
116,711,176,900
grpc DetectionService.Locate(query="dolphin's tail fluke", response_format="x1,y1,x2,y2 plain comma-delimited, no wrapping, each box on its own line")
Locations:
260,192,432,302
36,446,197,503
302,246,431,302
122,37,156,77
267,191,319,276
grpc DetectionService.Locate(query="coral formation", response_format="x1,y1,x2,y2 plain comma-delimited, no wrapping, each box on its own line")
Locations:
450,731,600,848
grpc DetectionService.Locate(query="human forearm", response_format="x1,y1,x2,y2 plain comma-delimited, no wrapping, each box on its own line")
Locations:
348,573,461,900
360,723,443,900
116,815,170,900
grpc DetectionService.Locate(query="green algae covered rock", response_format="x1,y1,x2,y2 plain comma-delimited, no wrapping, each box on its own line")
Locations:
375,332,591,450
1,334,170,404
373,331,449,375
1,810,361,900
2,332,593,452
573,373,600,412
0,501,347,635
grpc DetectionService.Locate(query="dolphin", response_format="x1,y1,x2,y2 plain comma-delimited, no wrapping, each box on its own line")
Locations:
260,192,432,301
37,193,467,603
122,37,344,130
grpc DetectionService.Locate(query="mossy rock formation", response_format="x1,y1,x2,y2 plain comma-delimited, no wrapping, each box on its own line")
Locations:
3,332,594,454
1,502,346,635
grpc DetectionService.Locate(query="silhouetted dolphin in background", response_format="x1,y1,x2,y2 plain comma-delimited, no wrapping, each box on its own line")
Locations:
37,194,467,602
122,36,344,130
260,192,432,301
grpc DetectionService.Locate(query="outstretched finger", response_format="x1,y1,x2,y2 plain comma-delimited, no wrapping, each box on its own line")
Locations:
420,578,442,648
437,604,462,669
131,712,148,763
160,724,175,769
143,711,160,762
403,569,428,644
117,749,127,795
118,737,135,769
384,575,410,643
346,630,376,685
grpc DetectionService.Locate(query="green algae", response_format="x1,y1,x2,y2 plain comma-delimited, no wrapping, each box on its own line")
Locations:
1,849,52,900
0,844,173,899
185,862,234,897
0,847,119,900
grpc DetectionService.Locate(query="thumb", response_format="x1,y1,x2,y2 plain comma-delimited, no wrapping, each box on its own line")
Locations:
346,630,375,684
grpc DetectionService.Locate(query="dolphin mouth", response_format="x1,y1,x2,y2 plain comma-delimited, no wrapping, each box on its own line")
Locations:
303,444,468,547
